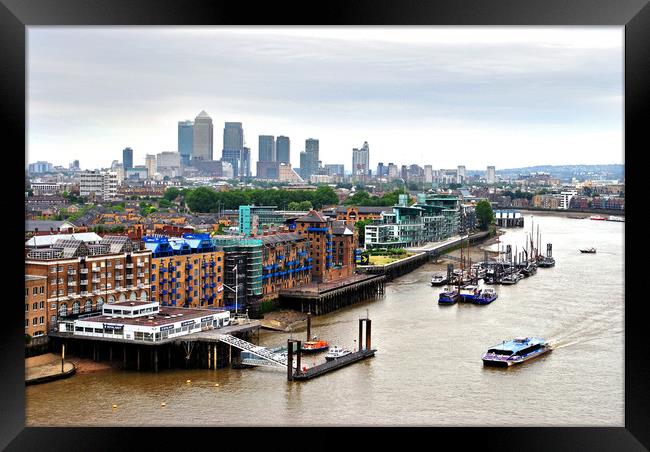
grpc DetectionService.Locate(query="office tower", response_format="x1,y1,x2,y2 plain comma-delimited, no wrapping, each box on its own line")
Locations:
457,165,466,184
376,162,385,178
302,138,319,179
69,160,80,171
387,163,399,180
192,111,213,161
156,152,182,178
424,165,433,183
79,170,118,200
276,136,290,164
352,141,370,176
145,154,156,179
258,135,276,162
401,165,408,181
240,147,251,178
324,164,345,176
122,147,133,170
178,120,194,165
222,122,244,178
487,166,496,184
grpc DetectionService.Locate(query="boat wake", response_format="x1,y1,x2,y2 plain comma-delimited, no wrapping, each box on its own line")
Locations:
545,304,623,351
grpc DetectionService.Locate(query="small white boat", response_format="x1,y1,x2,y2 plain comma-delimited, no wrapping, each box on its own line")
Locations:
325,346,352,361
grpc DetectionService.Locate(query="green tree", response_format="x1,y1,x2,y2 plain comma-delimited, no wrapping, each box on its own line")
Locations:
163,187,182,202
298,200,313,210
475,199,495,231
355,219,370,246
287,201,301,211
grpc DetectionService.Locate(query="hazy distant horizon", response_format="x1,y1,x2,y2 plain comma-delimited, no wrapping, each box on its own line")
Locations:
28,27,624,171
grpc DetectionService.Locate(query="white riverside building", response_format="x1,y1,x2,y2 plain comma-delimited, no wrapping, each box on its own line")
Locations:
58,300,230,343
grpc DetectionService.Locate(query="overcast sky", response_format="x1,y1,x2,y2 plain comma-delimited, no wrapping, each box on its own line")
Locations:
27,26,623,172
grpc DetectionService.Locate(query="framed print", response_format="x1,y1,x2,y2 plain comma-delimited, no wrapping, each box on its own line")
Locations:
2,0,648,450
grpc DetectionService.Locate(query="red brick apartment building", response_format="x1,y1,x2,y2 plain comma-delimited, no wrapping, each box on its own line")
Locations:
294,210,358,283
260,232,312,300
25,275,48,338
25,235,152,335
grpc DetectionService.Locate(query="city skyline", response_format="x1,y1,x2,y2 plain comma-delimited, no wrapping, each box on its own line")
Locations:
28,27,623,170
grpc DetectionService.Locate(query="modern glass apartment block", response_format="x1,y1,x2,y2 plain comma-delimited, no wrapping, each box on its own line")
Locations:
211,237,263,308
364,193,462,249
238,205,286,236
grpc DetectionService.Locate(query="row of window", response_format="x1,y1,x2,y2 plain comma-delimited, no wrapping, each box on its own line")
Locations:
25,286,45,296
151,256,223,270
26,301,47,311
25,316,51,327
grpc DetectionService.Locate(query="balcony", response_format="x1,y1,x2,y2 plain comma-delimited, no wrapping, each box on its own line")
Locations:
67,281,76,286
80,291,88,296
115,264,123,269
126,274,134,279
115,275,123,280
92,278,101,283
137,262,145,267
137,272,145,277
80,268,89,274
80,279,88,285
67,270,77,275
92,267,101,272
126,263,134,269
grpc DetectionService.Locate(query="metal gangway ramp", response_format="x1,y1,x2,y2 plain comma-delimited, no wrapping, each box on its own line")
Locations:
218,334,290,368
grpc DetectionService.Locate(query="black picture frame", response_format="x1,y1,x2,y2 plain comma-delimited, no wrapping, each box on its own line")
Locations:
2,0,647,450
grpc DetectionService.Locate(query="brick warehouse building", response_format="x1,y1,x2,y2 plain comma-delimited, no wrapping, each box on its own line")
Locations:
25,275,48,338
25,235,152,336
260,232,312,300
144,234,225,308
294,210,358,283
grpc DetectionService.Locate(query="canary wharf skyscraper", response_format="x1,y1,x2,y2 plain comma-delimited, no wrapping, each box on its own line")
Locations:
222,122,245,178
276,136,290,164
192,111,213,161
258,135,276,162
178,120,194,165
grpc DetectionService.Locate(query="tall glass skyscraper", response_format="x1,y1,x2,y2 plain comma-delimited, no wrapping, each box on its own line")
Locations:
122,147,133,170
222,122,245,178
302,138,319,179
178,120,194,165
192,111,213,161
276,136,290,164
258,135,275,162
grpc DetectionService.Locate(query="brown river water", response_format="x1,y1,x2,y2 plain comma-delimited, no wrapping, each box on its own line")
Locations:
26,215,624,426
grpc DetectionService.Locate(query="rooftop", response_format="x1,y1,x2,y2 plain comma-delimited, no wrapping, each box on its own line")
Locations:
83,306,227,327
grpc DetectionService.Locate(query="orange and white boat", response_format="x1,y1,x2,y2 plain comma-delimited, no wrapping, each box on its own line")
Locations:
301,336,329,353
590,215,607,221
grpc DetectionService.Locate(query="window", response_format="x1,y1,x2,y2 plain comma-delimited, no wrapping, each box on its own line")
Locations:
59,303,67,316
51,315,56,324
33,318,38,325
72,302,80,314
25,304,28,312
152,264,156,269
104,309,113,314
25,319,28,327
51,303,56,310
33,302,38,310
40,286,44,294
84,300,92,312
40,316,45,325
25,288,28,296
39,301,44,309
33,287,38,295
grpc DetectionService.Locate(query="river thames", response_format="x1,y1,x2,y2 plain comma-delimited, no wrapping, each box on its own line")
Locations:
26,214,624,426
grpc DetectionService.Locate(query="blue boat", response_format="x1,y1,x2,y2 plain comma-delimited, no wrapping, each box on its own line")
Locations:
482,336,551,367
438,287,459,305
474,288,497,305
459,285,481,302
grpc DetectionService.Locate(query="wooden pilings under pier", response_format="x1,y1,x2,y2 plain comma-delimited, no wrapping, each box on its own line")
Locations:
279,274,385,316
47,322,260,372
